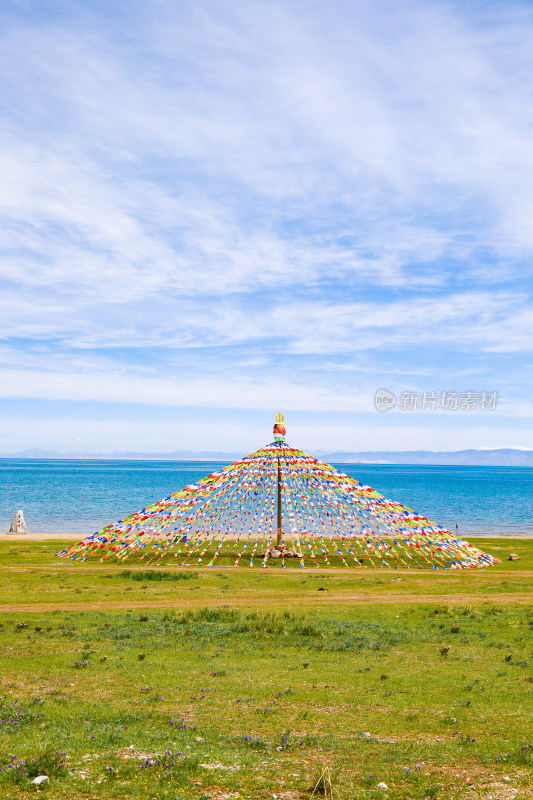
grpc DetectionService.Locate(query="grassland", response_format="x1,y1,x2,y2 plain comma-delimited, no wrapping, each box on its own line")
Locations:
1,537,532,799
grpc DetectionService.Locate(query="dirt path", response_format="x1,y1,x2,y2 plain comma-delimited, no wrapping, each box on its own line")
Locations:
2,591,533,613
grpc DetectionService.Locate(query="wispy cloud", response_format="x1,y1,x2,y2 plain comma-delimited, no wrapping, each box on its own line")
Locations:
0,0,531,449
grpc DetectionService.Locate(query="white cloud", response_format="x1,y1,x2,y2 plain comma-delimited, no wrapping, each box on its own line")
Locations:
0,0,532,449
2,0,533,304
0,365,531,422
0,367,368,411
0,287,529,354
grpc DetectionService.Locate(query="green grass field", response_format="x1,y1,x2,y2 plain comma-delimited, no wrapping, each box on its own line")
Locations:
1,537,532,799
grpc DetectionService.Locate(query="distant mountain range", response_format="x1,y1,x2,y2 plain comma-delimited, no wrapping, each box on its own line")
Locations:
319,449,533,467
1,447,532,466
0,447,244,461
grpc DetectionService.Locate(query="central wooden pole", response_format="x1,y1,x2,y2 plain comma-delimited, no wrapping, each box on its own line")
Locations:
276,455,282,546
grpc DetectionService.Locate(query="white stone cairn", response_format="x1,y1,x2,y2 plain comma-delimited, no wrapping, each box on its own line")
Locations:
8,510,27,534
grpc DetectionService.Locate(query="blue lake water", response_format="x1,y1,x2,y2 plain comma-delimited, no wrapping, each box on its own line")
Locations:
0,459,531,536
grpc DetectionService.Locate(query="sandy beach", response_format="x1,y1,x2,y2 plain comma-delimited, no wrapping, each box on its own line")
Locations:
0,532,83,540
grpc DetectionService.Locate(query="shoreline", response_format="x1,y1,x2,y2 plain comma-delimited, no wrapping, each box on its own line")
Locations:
2,532,533,541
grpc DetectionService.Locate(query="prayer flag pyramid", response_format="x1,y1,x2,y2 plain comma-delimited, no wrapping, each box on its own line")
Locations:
60,416,498,569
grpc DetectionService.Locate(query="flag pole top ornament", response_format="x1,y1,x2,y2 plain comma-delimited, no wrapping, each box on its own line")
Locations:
273,412,286,443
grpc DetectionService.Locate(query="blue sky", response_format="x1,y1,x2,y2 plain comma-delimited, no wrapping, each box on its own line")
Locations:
0,0,532,454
